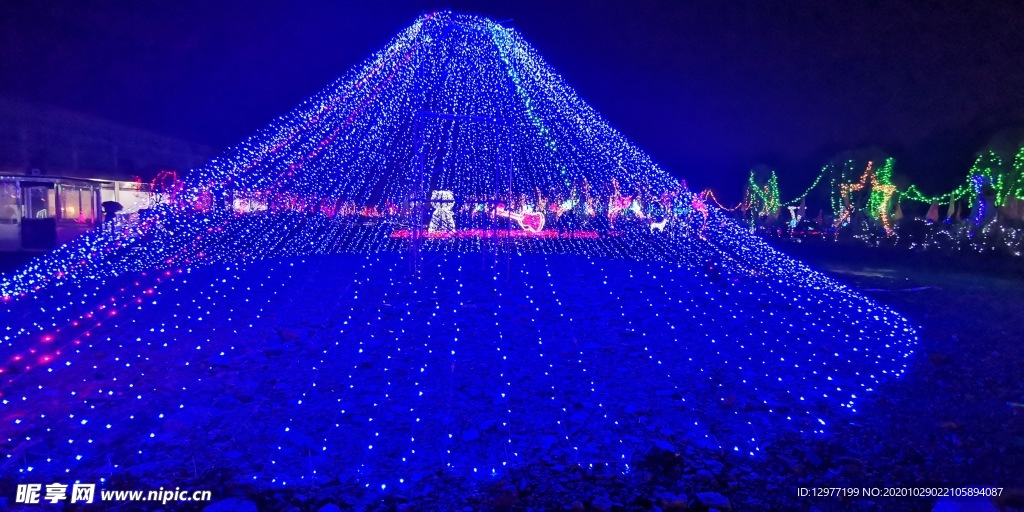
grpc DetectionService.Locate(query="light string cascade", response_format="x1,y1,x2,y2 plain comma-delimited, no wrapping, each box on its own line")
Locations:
1,12,918,494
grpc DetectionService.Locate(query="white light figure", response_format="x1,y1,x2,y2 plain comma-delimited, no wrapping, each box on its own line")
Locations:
787,206,802,228
428,190,456,233
649,218,669,233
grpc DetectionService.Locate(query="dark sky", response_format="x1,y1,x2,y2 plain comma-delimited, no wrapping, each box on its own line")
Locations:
2,0,1023,198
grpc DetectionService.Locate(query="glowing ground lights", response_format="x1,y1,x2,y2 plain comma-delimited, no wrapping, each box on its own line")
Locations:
1,253,916,489
2,11,917,498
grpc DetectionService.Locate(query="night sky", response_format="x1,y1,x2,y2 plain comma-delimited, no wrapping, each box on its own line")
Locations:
2,0,1023,198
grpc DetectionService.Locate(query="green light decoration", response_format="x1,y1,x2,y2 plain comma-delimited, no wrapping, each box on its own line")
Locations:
781,165,828,207
694,141,1023,229
966,150,1006,207
866,158,895,219
1003,145,1019,202
829,159,860,217
898,183,968,205
745,169,780,219
731,144,1024,217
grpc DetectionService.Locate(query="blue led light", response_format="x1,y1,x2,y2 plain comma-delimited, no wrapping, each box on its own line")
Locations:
0,11,917,497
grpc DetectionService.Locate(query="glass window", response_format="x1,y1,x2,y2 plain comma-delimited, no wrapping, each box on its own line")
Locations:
80,187,95,222
58,185,96,222
59,186,78,221
0,181,19,223
25,186,54,219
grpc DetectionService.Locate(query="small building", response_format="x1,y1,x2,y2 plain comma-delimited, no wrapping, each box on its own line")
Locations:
0,98,215,250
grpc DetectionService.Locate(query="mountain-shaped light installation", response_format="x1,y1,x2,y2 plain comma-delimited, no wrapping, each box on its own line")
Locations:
1,12,916,492
5,12,828,291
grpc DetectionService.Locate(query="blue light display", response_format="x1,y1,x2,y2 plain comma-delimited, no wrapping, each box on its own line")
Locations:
0,12,917,498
